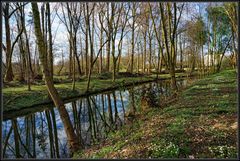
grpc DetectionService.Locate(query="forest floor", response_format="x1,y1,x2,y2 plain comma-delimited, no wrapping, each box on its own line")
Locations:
73,69,238,159
3,72,190,112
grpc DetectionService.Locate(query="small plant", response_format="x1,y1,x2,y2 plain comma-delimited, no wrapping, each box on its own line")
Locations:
97,72,112,80
93,146,113,158
208,145,237,158
149,139,180,158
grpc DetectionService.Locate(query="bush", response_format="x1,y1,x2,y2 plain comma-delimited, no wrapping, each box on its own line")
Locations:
97,72,112,79
34,74,43,80
53,77,63,83
14,74,25,82
118,72,135,77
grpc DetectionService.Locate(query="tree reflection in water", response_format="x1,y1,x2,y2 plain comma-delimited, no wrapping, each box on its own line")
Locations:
2,79,193,158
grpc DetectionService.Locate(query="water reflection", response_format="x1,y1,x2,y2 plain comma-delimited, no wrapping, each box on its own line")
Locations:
2,78,195,158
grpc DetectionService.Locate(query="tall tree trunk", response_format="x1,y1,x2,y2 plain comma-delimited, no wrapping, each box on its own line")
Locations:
4,4,14,82
12,119,21,158
31,114,36,158
111,33,116,82
106,33,111,72
179,33,183,70
18,33,26,81
148,36,152,74
45,110,54,158
75,52,82,77
106,3,111,72
117,40,123,73
50,109,60,158
107,94,113,124
72,36,76,91
69,38,73,78
143,33,147,73
113,91,118,124
99,23,103,73
159,3,178,91
31,3,79,153
130,3,136,74
47,3,53,79
24,27,32,91
85,26,89,75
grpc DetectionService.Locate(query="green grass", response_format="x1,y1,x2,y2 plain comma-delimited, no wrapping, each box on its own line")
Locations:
3,72,189,112
74,69,237,159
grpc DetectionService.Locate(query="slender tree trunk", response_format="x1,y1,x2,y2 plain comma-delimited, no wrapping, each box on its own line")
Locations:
24,28,32,91
31,114,36,158
99,24,103,73
12,119,21,158
47,3,53,79
119,91,125,118
130,3,136,73
107,94,113,124
31,3,79,153
85,26,89,75
72,36,76,91
3,126,13,158
129,87,136,115
69,38,73,78
143,33,147,73
113,91,118,124
17,31,25,81
148,36,152,74
111,35,116,82
45,110,54,158
179,33,183,70
106,34,111,72
50,108,60,158
106,4,111,72
4,4,14,82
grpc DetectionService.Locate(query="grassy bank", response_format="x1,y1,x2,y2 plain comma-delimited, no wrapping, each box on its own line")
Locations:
3,72,188,112
73,69,237,159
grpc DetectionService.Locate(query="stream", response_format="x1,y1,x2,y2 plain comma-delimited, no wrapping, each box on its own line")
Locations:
2,77,197,158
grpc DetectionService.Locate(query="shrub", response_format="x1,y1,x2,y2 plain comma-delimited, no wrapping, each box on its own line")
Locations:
97,72,112,79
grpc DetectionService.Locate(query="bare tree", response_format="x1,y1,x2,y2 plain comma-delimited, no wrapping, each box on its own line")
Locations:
31,2,80,153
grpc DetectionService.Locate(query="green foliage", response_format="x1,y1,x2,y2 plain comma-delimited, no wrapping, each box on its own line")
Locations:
208,146,237,158
72,150,84,159
149,139,180,158
114,141,127,151
166,116,186,134
185,16,207,47
207,6,228,27
129,131,143,142
179,146,191,156
97,72,112,80
92,146,113,158
206,5,232,53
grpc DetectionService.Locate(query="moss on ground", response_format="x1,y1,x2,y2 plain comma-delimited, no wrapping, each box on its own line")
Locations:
73,69,237,159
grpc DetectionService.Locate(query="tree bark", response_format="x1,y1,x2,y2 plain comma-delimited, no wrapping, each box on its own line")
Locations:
4,4,14,82
47,3,53,79
31,3,79,153
130,3,136,74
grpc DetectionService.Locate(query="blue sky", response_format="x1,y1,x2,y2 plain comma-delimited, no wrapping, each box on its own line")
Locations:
2,2,230,65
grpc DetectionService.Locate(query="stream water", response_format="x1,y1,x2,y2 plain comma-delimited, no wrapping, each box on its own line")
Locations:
2,77,197,158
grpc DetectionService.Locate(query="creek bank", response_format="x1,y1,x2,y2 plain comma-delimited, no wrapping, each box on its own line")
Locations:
3,73,194,113
73,69,237,159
